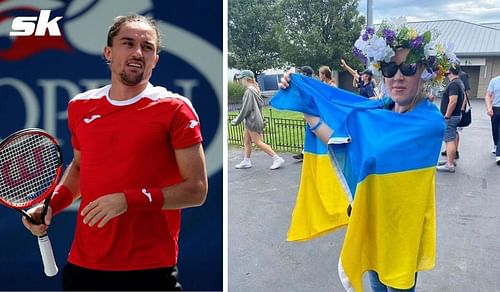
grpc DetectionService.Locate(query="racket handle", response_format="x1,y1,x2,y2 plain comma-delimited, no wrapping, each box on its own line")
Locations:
38,234,58,277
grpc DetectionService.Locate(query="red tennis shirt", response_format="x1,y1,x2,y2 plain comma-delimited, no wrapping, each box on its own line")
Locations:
66,83,202,270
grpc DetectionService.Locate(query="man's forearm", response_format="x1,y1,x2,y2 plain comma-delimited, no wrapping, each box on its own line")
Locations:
485,92,493,110
445,95,458,118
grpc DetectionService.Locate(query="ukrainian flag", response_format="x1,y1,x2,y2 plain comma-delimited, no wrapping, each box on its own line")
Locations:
270,74,445,291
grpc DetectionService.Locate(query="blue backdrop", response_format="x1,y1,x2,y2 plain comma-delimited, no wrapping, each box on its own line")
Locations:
0,0,222,290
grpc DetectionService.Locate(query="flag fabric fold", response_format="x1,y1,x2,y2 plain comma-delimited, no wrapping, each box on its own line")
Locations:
270,74,445,291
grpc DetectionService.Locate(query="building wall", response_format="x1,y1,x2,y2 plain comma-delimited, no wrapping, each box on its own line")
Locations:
477,56,500,99
461,66,480,98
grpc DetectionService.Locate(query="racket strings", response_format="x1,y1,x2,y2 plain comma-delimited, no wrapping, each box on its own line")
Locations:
0,134,60,207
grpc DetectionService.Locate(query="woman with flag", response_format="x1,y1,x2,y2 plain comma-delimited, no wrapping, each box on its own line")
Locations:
273,19,458,291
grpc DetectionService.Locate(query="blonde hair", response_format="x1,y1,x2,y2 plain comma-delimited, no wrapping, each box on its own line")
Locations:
243,77,261,94
319,66,332,78
319,66,337,86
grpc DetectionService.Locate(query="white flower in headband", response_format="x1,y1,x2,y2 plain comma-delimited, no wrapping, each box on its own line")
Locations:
352,18,457,88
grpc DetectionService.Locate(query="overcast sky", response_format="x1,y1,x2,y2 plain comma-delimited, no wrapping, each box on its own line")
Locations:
358,0,500,24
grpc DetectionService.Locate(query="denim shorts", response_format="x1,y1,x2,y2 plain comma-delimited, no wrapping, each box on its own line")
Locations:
443,115,462,142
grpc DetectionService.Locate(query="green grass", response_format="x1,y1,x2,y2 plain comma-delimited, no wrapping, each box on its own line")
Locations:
229,106,304,119
228,106,305,152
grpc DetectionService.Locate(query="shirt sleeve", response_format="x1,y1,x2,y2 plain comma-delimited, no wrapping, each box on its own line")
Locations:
367,83,376,97
232,89,252,125
170,100,203,149
487,79,495,93
448,82,460,96
67,100,81,151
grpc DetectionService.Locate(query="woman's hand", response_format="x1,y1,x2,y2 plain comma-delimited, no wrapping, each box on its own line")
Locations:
278,71,292,89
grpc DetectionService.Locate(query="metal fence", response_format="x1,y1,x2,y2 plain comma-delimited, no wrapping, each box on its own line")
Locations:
228,113,306,153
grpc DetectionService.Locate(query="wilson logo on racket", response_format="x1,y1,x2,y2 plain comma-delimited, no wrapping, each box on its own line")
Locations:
0,145,45,188
0,128,62,277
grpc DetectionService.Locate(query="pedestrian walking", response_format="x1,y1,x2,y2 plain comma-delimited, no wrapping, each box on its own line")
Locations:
437,64,465,173
485,74,500,164
441,68,470,159
231,70,285,170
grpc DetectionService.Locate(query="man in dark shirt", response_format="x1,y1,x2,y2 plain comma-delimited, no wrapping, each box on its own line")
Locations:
441,69,470,159
437,64,465,172
357,69,376,98
459,70,471,97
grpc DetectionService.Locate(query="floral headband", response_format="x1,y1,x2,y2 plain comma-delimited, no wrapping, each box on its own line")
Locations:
352,17,459,88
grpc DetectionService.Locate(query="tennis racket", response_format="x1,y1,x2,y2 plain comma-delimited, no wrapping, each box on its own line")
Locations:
0,128,62,277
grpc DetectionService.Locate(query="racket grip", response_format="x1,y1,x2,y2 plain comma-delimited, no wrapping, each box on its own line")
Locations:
38,234,58,277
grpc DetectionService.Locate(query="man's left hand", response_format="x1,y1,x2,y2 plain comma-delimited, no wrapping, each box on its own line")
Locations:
81,193,127,228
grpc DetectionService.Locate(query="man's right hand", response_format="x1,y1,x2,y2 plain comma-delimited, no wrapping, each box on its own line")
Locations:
21,205,52,237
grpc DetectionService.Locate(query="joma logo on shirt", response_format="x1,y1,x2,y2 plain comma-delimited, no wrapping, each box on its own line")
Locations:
83,115,101,124
187,120,199,129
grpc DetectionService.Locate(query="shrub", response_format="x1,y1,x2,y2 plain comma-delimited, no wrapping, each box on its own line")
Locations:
228,81,246,104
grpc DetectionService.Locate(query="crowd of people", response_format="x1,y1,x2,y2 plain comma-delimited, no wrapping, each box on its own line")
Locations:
231,58,500,171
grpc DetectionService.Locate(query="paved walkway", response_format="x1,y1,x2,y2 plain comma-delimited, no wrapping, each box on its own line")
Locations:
228,99,500,292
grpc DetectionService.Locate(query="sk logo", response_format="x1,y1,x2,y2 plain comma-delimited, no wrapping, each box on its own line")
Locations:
10,10,63,36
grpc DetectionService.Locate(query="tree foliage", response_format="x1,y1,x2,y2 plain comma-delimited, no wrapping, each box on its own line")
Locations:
229,0,366,74
275,0,365,72
228,0,280,74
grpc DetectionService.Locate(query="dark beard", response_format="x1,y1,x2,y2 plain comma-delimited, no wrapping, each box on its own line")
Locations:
119,70,144,86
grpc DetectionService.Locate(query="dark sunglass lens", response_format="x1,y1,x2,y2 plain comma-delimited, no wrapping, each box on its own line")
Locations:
381,62,398,78
400,63,417,76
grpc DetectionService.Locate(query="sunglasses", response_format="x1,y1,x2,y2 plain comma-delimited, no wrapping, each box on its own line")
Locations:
380,62,419,78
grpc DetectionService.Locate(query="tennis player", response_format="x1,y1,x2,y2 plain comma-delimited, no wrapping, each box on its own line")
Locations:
22,14,208,291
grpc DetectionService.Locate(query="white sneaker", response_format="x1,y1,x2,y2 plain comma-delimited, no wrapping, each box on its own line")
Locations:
437,160,456,166
436,163,455,173
493,147,498,154
496,156,500,165
270,156,285,170
235,159,252,169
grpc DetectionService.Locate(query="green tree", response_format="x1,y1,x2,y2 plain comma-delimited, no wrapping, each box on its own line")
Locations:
228,0,280,75
275,0,365,72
